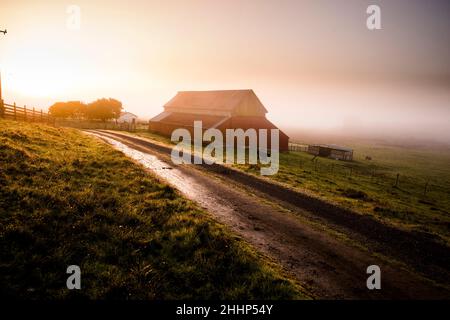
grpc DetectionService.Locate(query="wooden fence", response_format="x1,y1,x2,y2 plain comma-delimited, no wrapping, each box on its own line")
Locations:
289,142,309,152
0,101,54,124
54,118,139,131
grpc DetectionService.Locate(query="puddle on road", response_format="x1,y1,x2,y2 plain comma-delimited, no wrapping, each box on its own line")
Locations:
88,132,236,219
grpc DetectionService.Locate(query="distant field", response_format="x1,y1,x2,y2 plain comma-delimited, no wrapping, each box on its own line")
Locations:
0,120,307,299
133,130,450,246
240,141,450,245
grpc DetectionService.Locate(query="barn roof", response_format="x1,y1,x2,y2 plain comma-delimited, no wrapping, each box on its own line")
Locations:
163,90,268,115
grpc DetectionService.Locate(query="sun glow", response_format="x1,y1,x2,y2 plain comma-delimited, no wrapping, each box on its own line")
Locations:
5,64,75,98
1,32,85,99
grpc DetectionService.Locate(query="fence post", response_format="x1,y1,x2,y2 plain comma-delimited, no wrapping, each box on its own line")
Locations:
0,98,4,118
394,173,399,187
13,102,17,120
40,110,43,122
24,105,27,121
424,181,429,196
32,107,35,122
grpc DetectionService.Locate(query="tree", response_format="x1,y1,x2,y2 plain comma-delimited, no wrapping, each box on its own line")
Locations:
49,101,86,119
86,98,122,121
71,101,87,119
49,98,122,121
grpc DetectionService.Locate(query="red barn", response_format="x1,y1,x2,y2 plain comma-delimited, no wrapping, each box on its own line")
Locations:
149,90,289,151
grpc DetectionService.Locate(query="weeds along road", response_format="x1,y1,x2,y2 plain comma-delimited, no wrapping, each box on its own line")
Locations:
87,130,450,299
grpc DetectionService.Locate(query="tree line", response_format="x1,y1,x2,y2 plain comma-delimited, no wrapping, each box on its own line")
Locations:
49,98,122,121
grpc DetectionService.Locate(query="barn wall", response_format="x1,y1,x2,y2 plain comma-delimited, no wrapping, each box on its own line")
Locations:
217,117,289,151
149,121,195,137
149,115,289,151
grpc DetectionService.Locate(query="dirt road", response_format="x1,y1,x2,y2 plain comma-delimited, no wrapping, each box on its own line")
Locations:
87,130,450,299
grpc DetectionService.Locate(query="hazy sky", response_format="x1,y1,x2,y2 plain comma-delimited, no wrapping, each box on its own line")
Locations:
1,0,449,141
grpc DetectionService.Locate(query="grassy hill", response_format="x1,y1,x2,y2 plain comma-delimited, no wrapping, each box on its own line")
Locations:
0,119,307,299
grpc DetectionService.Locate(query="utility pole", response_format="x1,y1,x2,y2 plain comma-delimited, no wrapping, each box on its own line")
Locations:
0,28,6,116
0,71,3,118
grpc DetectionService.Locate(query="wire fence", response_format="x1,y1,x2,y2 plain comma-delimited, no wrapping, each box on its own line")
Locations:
288,143,450,199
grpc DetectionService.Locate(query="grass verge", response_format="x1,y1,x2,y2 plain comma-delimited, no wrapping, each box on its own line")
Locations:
0,120,308,299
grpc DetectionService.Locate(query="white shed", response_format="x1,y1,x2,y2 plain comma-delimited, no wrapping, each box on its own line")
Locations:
117,112,138,123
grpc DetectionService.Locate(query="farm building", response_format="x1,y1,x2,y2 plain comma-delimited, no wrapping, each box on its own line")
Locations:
117,112,138,123
308,144,353,161
149,90,289,151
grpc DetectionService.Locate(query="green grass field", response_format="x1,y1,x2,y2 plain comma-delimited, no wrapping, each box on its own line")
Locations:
0,119,308,299
242,142,450,246
133,130,450,246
